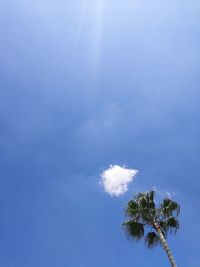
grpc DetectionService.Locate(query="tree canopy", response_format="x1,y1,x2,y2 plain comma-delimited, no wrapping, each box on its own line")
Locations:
123,191,180,248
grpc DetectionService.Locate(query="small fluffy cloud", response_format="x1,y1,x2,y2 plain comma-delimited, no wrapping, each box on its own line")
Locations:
100,165,139,197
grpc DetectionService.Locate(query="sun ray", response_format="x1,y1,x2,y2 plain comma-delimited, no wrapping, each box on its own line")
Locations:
91,0,105,75
69,0,105,79
70,0,89,63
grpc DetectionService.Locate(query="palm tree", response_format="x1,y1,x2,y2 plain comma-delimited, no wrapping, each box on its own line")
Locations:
123,191,180,267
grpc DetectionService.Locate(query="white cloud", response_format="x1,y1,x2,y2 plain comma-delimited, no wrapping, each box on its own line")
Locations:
100,165,139,197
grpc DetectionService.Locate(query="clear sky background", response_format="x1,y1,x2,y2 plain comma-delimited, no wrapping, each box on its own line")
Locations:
0,0,200,266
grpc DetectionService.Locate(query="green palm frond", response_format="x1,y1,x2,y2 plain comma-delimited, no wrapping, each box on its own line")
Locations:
136,192,146,199
125,192,155,224
159,220,169,236
125,200,140,218
136,191,155,210
147,191,155,209
161,198,180,218
137,194,147,208
149,191,155,201
166,217,179,233
123,220,144,240
145,232,160,248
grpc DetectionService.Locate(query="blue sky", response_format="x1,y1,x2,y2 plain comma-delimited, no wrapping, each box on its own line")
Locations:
0,0,200,266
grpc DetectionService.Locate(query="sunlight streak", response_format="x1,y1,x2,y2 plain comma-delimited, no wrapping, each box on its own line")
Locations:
70,0,105,78
91,0,105,74
70,0,89,63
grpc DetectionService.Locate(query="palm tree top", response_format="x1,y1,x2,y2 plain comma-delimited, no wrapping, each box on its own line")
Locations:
123,190,180,248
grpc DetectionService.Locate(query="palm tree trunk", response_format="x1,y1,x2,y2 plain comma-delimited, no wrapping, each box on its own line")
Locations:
153,223,177,267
